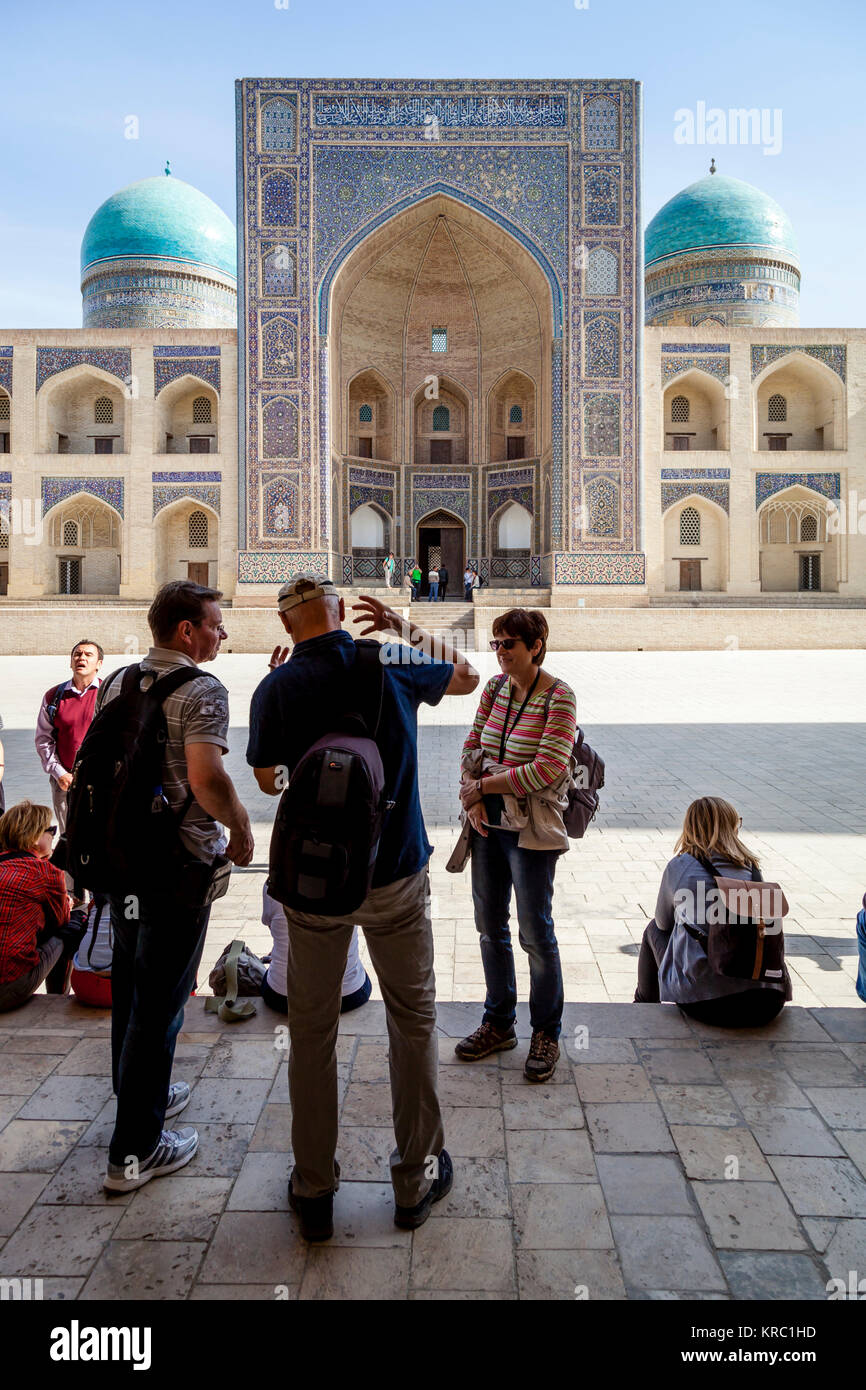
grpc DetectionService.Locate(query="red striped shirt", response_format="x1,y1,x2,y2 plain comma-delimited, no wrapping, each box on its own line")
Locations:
463,675,577,795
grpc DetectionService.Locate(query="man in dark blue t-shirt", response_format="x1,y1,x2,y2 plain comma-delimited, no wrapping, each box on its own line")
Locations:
247,574,478,1240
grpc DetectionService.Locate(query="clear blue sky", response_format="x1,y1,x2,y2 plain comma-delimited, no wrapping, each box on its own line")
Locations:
2,0,863,327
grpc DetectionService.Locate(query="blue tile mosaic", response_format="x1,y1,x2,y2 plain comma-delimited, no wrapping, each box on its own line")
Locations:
37,348,131,392
238,550,330,583
488,484,533,521
0,348,12,397
661,353,730,385
661,481,729,515
261,95,296,151
152,484,221,518
154,350,220,395
585,312,620,378
152,471,222,482
261,314,298,378
42,477,124,517
262,474,299,536
755,472,841,507
661,468,730,479
751,344,846,382
585,475,620,536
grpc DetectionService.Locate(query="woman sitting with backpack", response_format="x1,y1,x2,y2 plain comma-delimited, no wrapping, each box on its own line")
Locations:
635,796,791,1027
454,609,577,1082
0,800,79,1012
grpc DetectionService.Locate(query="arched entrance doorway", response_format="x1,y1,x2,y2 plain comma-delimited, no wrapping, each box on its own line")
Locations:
416,509,465,598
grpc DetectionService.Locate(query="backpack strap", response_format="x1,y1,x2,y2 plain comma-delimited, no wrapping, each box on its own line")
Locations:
351,640,386,740
542,678,561,721
46,681,70,725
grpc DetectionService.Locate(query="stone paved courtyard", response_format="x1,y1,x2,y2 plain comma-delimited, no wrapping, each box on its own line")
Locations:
0,648,865,1299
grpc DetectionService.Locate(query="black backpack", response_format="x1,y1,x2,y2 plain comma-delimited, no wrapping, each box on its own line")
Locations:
65,663,218,895
268,641,392,917
493,674,605,839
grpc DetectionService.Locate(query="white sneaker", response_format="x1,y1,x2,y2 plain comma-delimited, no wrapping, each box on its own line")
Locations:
164,1081,191,1119
103,1127,199,1192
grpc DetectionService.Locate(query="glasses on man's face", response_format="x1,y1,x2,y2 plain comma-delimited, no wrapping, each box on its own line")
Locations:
490,638,522,652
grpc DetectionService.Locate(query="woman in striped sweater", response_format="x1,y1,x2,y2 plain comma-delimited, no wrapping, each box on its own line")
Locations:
456,609,577,1082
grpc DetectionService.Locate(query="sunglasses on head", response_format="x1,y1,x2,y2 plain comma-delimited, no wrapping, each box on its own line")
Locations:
489,637,522,652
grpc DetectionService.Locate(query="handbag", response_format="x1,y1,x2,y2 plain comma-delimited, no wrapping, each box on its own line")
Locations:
206,938,266,1022
695,854,789,984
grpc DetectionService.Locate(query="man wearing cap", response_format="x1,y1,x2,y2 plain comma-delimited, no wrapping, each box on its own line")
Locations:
248,573,479,1240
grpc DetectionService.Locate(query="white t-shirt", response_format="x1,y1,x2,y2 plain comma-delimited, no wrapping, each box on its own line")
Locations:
261,886,367,997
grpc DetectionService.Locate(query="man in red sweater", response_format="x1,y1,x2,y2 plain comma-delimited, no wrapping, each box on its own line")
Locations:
35,640,104,852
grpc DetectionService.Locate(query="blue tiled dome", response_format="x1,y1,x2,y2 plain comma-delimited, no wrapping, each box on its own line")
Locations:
81,175,236,280
645,174,798,268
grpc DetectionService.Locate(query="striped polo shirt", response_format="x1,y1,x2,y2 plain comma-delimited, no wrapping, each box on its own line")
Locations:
463,674,577,796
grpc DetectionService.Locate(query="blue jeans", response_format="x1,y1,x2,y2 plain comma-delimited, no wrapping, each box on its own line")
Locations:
857,907,866,1004
428,582,439,600
108,893,211,1165
470,823,563,1039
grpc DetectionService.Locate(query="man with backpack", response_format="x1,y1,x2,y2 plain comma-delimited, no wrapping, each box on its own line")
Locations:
247,573,479,1240
35,640,104,874
66,581,254,1193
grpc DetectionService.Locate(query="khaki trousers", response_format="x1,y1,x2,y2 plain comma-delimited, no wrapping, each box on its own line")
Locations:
284,866,444,1207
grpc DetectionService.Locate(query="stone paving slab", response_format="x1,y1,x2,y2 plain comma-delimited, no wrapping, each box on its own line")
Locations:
0,993,863,1301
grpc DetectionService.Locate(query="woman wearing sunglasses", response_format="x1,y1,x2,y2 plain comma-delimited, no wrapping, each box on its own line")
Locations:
0,800,77,1012
456,610,576,1081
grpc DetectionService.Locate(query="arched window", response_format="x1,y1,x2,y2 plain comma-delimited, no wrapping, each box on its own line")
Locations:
768,393,787,422
679,506,701,546
192,396,211,424
350,503,385,549
497,502,532,550
509,404,523,425
359,404,373,423
188,511,208,548
800,513,818,543
670,395,690,423
94,396,113,424
432,405,450,431
63,520,79,547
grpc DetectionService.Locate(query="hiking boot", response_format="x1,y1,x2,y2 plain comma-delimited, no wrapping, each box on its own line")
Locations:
454,1021,518,1061
524,1031,560,1083
103,1127,199,1192
164,1082,191,1119
288,1161,341,1242
394,1150,454,1230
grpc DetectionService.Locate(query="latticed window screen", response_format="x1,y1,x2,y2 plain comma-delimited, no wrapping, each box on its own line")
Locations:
431,328,447,353
94,396,113,424
768,394,787,422
0,396,9,420
188,511,209,548
509,404,523,424
0,527,8,549
63,520,79,547
192,396,211,423
800,514,818,542
359,404,373,423
432,405,450,431
670,395,690,423
586,246,618,296
679,506,701,546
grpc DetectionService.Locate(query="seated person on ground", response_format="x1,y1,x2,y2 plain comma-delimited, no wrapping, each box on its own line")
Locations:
856,893,866,1005
0,800,79,1012
260,884,372,1013
634,795,792,1028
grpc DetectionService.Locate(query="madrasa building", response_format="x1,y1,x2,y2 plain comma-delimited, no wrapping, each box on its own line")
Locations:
1,77,863,652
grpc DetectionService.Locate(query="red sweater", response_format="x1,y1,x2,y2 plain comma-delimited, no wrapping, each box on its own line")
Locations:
43,683,99,773
0,852,70,982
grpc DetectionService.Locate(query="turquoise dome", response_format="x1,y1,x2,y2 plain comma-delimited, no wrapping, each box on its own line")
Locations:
81,175,236,280
645,174,798,268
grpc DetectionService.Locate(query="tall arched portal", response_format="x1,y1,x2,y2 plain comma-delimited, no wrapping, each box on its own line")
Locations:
327,194,554,585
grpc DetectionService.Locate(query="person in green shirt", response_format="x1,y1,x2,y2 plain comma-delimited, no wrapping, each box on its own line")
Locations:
410,563,422,601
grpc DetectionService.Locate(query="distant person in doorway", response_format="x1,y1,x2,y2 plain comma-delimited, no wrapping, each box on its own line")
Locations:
438,564,449,601
428,566,439,601
382,552,396,589
410,562,422,601
464,567,474,602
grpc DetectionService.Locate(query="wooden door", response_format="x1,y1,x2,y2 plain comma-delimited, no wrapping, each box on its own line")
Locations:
507,436,525,460
188,562,209,585
439,528,464,593
429,439,451,466
679,559,701,591
0,563,7,596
